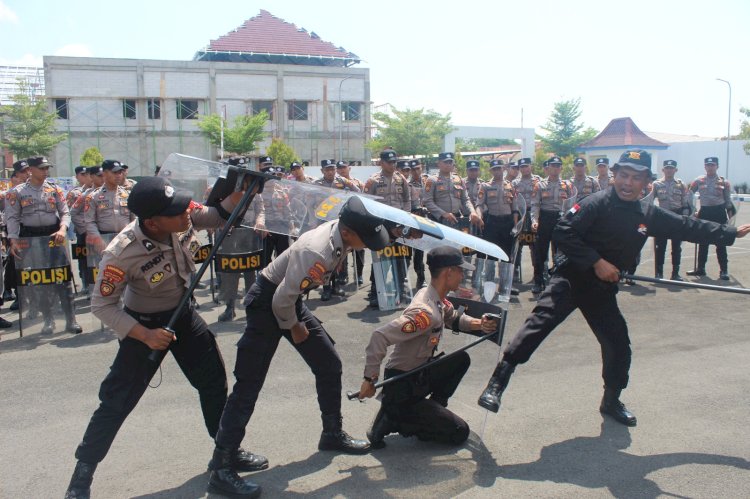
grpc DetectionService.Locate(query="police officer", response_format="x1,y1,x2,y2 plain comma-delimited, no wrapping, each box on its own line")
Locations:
5,156,81,334
477,150,750,426
289,161,315,183
423,152,481,229
505,161,520,183
512,158,540,282
463,160,483,209
531,156,574,294
88,165,104,190
652,160,691,280
363,150,411,307
254,157,291,268
687,157,734,280
84,159,134,252
3,160,31,309
64,176,266,499
359,246,497,448
67,166,92,292
477,160,519,286
596,158,613,190
208,196,391,496
336,160,366,286
119,163,137,191
570,157,601,201
408,159,428,289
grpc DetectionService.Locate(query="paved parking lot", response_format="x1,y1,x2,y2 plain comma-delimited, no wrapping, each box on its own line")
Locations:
1,208,749,498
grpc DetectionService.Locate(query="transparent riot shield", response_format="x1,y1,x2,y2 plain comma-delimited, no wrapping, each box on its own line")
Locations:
86,233,116,291
727,200,740,227
14,236,77,336
371,242,413,310
215,227,264,306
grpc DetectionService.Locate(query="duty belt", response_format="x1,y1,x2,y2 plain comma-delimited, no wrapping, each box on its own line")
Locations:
124,302,194,326
19,223,60,237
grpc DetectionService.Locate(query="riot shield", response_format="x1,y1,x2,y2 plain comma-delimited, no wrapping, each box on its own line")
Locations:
371,242,412,310
86,233,117,291
215,227,264,305
14,236,78,336
727,200,740,227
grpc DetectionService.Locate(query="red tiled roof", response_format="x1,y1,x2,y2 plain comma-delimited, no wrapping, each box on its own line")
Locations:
201,10,358,62
579,117,668,149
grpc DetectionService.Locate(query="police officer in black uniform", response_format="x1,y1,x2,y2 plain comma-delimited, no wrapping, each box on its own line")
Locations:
477,150,750,427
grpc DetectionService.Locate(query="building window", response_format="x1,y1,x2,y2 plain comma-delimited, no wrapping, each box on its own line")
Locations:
176,99,199,120
287,101,308,121
251,100,274,121
342,102,361,121
122,99,136,119
147,99,161,120
55,99,69,119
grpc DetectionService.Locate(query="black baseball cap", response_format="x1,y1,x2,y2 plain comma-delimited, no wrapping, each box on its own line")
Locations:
542,160,550,168
489,159,504,168
426,246,475,271
663,160,677,168
338,196,390,251
290,161,302,170
596,158,610,166
12,159,29,172
102,159,124,172
28,156,54,168
380,149,397,162
466,160,480,170
321,159,336,168
410,159,422,168
227,156,250,166
614,149,652,173
438,152,455,162
336,160,349,168
517,158,532,166
396,160,411,170
88,166,103,175
573,157,586,166
548,156,563,165
509,162,519,169
74,166,88,174
704,157,718,165
127,176,192,219
259,156,273,165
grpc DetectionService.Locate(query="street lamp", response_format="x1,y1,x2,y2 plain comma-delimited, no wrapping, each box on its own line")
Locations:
338,76,354,160
716,78,731,179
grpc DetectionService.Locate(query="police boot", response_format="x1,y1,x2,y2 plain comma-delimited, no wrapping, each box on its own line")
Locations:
208,447,268,472
416,272,425,289
670,266,683,281
367,406,397,449
321,285,333,301
599,386,637,427
318,413,371,454
655,265,663,279
9,298,19,311
477,360,515,413
332,282,346,297
64,461,96,499
686,267,706,277
41,317,55,335
207,446,262,497
218,300,236,322
719,267,730,280
531,280,543,295
62,294,83,334
367,287,378,308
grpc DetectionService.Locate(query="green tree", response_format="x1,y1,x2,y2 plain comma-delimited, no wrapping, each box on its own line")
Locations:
539,98,597,157
265,138,300,168
368,107,454,158
738,106,750,155
0,78,66,158
79,146,104,166
197,111,269,156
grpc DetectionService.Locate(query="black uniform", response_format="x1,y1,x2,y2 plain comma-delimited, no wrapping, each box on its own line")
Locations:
504,188,737,389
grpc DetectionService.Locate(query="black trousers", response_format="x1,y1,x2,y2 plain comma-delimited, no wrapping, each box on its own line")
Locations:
381,351,471,445
76,232,89,288
263,232,290,264
504,272,631,390
74,306,227,464
654,210,683,271
483,214,515,260
215,276,343,449
533,211,561,284
696,205,728,270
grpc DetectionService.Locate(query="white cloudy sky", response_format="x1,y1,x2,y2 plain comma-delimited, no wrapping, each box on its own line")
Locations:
1,0,747,138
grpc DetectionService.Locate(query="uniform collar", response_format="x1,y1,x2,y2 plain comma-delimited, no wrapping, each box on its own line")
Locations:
133,222,168,252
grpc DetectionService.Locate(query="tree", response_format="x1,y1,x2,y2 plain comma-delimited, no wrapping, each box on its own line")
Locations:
738,106,750,155
197,111,269,156
79,147,104,166
368,107,454,158
265,138,300,168
0,78,66,158
539,98,598,157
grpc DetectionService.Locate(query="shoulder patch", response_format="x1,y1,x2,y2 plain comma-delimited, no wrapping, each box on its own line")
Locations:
110,230,137,257
401,320,416,333
100,280,115,297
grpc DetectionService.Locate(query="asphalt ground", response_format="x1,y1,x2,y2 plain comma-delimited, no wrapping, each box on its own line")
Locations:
1,208,749,498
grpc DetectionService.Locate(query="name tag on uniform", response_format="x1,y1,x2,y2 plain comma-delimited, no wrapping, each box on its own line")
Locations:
21,197,33,207
488,191,498,198
98,201,110,209
541,191,551,199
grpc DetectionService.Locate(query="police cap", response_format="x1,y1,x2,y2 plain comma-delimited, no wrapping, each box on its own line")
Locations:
427,246,475,271
489,159,504,168
704,157,718,165
438,152,455,162
614,149,652,173
12,159,29,172
321,159,336,168
290,161,302,170
509,162,519,169
596,158,610,166
336,160,349,168
466,160,480,170
663,160,677,168
74,166,88,174
28,156,54,168
227,156,250,166
88,166,103,175
517,158,532,166
102,159,124,172
396,160,411,170
573,157,586,166
259,156,273,165
409,160,421,168
338,196,390,251
380,149,397,162
127,176,192,219
547,156,563,166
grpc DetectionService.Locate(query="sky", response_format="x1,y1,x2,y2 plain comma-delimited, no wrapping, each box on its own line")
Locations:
1,0,748,139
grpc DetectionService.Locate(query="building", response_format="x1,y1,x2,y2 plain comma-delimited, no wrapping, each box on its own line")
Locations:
577,117,669,167
43,10,371,176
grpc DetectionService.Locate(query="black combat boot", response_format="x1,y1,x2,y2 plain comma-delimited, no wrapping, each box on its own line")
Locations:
531,280,543,294
41,316,55,335
670,266,683,281
655,265,663,279
218,300,236,322
62,293,83,334
367,287,378,308
207,446,262,497
208,447,268,472
64,461,97,499
686,267,706,277
331,282,346,297
367,406,397,449
599,386,637,427
719,268,729,280
318,413,371,454
320,285,333,301
477,360,516,413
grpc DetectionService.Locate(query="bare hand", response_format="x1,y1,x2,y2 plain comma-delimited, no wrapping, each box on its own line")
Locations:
144,328,176,350
290,322,309,344
443,213,458,225
480,316,497,333
9,239,23,258
470,213,482,227
358,380,376,399
52,229,66,246
532,222,539,232
593,258,620,283
735,224,750,238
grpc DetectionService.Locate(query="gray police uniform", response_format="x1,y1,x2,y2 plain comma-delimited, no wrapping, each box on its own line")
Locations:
364,285,474,444
478,179,518,258
532,178,574,287
689,174,733,272
75,198,236,465
262,181,292,263
84,185,134,241
597,175,614,191
464,177,483,209
423,173,476,225
652,177,691,275
67,185,90,288
570,175,601,201
408,176,427,286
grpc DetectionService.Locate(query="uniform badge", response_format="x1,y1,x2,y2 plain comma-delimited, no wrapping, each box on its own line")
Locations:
637,224,647,236
429,336,439,345
307,261,327,284
401,320,416,333
189,200,204,211
142,240,156,251
300,277,313,290
413,310,431,330
150,271,165,284
335,248,342,258
103,265,125,283
164,263,172,273
100,280,115,296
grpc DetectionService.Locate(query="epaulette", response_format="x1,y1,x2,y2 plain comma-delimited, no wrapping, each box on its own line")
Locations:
108,228,137,257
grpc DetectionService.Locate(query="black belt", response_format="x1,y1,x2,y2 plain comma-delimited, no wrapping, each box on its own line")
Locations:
19,223,60,237
124,303,193,326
